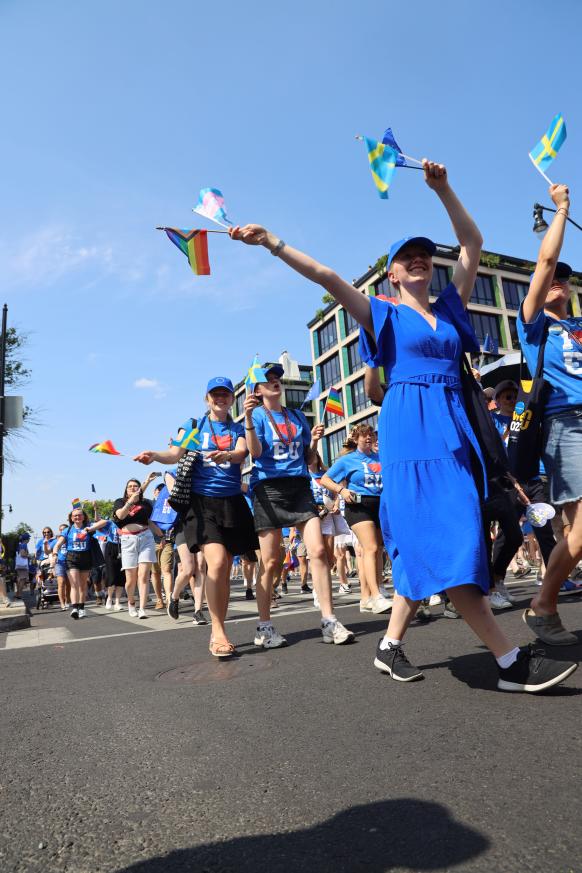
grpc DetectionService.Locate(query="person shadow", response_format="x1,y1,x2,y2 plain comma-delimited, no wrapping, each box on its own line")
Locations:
118,798,489,872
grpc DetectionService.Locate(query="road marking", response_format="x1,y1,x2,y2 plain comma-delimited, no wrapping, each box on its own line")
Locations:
4,626,76,649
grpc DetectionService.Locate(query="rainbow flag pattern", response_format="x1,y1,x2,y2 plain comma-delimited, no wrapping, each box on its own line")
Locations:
171,425,201,450
72,498,82,510
529,113,567,174
160,228,211,276
325,387,344,418
193,188,232,227
89,440,122,456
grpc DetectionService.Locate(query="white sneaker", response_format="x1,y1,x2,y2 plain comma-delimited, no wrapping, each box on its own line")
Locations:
495,581,516,604
338,583,351,595
114,603,123,612
254,625,287,649
379,583,392,599
489,590,512,610
78,608,86,619
359,598,373,613
371,595,393,614
128,603,138,617
105,598,113,610
429,594,442,606
138,608,147,619
321,619,355,645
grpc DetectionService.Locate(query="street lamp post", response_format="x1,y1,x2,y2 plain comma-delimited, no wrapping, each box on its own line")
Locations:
533,202,582,236
0,304,7,604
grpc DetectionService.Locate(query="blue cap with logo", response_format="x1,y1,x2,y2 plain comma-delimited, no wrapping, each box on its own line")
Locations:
265,364,284,379
387,236,436,269
206,376,234,394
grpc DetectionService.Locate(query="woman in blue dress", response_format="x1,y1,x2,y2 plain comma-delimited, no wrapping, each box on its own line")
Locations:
230,160,577,693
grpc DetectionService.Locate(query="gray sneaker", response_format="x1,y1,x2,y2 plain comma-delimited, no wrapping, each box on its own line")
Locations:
522,608,578,646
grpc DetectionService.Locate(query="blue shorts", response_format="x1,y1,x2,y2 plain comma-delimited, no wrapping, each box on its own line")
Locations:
543,407,582,505
55,562,68,578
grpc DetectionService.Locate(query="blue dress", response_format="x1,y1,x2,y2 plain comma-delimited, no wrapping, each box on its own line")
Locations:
359,283,490,601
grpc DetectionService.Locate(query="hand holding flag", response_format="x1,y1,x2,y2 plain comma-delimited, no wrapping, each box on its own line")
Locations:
245,355,268,392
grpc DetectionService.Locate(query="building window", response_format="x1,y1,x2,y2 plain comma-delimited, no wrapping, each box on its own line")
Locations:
431,265,450,296
316,318,337,355
350,377,371,414
373,275,390,295
320,354,341,390
503,279,528,311
508,316,519,348
470,274,496,306
234,393,244,418
469,311,501,346
300,369,313,382
324,428,346,464
345,339,363,375
342,308,359,336
285,388,307,410
354,411,378,432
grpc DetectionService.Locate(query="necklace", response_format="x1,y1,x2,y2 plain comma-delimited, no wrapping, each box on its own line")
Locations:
264,406,294,446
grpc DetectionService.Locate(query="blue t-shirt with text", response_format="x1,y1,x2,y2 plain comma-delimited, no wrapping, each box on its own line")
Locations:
310,470,332,504
250,406,311,484
517,306,582,416
61,525,92,553
325,450,383,496
180,416,244,497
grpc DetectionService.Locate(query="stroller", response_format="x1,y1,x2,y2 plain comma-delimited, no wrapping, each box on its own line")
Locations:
36,561,60,610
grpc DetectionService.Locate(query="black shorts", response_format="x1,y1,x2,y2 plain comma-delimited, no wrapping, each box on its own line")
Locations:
344,496,381,529
252,477,317,532
66,551,93,572
104,541,125,588
183,493,259,557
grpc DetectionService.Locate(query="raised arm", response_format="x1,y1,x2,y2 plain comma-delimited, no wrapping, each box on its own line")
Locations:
229,225,373,334
423,160,483,307
134,445,185,465
522,184,570,323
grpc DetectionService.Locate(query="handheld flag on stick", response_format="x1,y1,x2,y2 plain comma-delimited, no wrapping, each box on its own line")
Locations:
283,548,299,571
171,425,201,450
381,128,424,168
301,379,321,408
89,440,122,456
91,484,96,494
482,334,498,355
362,137,398,199
72,498,82,510
193,188,232,228
159,228,211,276
245,355,268,391
324,387,344,418
529,113,567,185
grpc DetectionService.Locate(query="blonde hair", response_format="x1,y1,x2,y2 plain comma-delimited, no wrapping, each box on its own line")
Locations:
341,423,374,454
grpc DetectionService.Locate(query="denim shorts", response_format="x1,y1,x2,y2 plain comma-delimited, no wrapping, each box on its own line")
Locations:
119,529,156,570
543,407,582,505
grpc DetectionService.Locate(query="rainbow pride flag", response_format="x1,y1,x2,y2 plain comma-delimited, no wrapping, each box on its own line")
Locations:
89,440,122,456
171,424,201,450
160,228,211,276
72,498,82,510
325,387,344,418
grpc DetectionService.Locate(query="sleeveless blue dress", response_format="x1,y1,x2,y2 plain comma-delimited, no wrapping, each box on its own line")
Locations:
359,283,490,601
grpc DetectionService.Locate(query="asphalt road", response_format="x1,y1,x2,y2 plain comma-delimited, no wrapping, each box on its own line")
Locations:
2,579,582,873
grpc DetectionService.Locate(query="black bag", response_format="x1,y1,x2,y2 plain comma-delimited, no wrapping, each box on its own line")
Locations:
90,532,105,569
167,415,206,514
507,323,550,483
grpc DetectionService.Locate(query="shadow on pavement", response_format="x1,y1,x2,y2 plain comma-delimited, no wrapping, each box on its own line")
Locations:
118,798,489,872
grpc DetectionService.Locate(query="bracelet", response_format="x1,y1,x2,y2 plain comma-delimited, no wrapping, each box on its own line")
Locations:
557,208,569,216
245,425,255,431
270,239,285,257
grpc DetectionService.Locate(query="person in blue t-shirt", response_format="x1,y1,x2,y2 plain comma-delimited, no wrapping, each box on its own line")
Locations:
53,523,71,610
50,508,102,619
91,517,125,611
135,376,258,658
243,363,354,649
518,180,582,647
321,423,392,616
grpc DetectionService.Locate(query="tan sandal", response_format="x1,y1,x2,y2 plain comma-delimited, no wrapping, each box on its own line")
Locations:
209,638,236,658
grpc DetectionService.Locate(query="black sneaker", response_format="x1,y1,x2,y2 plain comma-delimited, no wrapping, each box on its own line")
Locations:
443,600,461,619
282,582,288,594
374,639,424,682
300,585,312,594
192,610,208,626
416,600,432,623
245,588,255,601
497,645,577,693
167,598,179,620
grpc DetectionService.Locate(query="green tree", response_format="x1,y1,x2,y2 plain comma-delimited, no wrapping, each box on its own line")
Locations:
81,499,115,520
2,522,34,559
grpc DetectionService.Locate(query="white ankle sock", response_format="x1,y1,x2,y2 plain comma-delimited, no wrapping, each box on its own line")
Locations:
496,647,520,669
379,636,401,650
321,615,335,625
258,621,273,631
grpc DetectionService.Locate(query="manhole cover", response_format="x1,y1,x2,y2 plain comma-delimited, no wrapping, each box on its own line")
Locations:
156,657,274,685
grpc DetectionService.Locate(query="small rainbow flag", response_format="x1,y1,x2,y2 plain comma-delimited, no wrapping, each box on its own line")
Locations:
72,498,82,510
171,425,201,450
160,228,211,276
324,387,344,418
89,440,122,456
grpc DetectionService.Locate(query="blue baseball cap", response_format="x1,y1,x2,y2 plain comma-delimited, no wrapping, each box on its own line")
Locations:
265,364,284,379
529,261,572,283
206,376,234,394
387,236,436,268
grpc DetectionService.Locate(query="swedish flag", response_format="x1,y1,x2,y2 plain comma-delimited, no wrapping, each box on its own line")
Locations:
364,137,398,199
529,114,567,173
245,355,268,390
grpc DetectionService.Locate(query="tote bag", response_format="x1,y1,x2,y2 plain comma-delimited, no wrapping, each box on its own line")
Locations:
507,323,550,483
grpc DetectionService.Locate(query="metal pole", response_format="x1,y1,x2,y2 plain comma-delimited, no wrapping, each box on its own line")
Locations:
0,304,8,547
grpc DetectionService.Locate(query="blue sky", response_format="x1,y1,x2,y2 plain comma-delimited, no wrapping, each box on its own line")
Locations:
1,0,581,534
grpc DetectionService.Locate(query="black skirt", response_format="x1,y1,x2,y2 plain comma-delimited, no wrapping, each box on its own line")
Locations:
252,476,318,532
183,492,258,556
344,496,381,529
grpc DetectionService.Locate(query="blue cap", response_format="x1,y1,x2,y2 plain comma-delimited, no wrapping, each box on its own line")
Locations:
265,364,284,379
206,376,234,394
387,236,436,268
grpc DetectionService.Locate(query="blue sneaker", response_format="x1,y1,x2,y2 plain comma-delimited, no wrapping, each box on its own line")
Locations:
560,579,582,594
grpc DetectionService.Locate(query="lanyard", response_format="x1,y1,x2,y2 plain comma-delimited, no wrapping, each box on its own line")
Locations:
264,406,294,447
207,417,234,451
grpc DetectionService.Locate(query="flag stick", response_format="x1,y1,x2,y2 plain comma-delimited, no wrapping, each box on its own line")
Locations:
529,153,553,186
156,226,229,234
192,210,231,230
355,135,424,168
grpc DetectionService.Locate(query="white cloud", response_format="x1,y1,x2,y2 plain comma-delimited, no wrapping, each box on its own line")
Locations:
133,377,166,399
